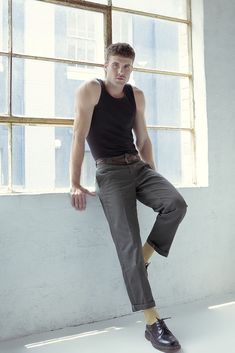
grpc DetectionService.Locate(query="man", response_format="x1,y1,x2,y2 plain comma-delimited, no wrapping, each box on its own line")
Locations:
70,42,187,352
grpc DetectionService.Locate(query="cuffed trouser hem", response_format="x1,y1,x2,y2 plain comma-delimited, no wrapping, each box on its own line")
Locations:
132,300,156,312
147,239,169,258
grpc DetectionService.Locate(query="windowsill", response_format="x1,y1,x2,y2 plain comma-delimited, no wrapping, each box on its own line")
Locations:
0,187,93,196
0,182,209,196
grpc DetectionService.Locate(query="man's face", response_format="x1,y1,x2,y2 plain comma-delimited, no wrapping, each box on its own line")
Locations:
104,55,133,85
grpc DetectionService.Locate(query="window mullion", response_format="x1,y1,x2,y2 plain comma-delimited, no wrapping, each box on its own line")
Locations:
7,0,13,191
187,0,197,184
8,123,13,192
8,0,12,116
111,6,190,25
147,126,193,131
104,0,112,48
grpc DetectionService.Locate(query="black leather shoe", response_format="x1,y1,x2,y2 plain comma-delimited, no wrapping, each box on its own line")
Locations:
145,317,181,352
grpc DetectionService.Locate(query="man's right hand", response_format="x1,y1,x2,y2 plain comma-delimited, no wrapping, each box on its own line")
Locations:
70,185,96,211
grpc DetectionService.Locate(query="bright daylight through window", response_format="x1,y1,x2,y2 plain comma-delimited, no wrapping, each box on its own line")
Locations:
0,0,195,193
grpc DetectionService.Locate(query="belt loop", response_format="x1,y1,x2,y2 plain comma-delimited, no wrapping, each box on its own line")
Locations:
124,153,128,164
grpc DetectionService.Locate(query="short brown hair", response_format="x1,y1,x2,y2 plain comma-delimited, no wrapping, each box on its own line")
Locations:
105,42,135,63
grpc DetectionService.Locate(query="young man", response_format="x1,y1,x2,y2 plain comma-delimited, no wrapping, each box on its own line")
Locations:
70,42,187,352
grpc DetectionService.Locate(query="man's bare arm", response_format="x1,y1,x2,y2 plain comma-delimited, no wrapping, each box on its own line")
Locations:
132,87,156,170
70,80,100,210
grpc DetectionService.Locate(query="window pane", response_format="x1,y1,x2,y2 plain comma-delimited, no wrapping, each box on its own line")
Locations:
12,58,104,118
81,141,96,188
12,124,66,191
12,125,95,191
13,0,104,63
130,71,191,128
113,11,189,73
149,129,193,186
12,125,25,188
0,124,9,188
0,0,8,52
112,0,187,20
0,56,9,114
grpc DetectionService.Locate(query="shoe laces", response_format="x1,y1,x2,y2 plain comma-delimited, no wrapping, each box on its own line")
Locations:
157,317,172,335
159,316,171,321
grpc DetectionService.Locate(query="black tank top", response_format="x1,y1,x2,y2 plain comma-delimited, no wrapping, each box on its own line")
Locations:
86,79,138,160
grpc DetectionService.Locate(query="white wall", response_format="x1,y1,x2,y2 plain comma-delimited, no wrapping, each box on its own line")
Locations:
0,0,235,341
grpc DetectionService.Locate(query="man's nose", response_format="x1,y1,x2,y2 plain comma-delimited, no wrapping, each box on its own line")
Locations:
118,66,125,74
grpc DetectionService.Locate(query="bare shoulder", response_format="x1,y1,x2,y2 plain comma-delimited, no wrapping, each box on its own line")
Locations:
76,79,101,106
132,86,145,109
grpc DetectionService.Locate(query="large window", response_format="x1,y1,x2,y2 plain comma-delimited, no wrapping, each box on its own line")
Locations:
0,0,195,193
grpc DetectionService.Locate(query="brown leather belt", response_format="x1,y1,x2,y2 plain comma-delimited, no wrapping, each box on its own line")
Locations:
96,153,141,166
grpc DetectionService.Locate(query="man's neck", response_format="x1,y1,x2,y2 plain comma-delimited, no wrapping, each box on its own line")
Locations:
104,80,125,98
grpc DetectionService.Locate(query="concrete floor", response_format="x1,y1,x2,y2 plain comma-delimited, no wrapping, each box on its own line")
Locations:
0,292,234,353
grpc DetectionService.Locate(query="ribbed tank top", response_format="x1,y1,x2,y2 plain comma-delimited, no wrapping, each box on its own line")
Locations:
86,79,138,160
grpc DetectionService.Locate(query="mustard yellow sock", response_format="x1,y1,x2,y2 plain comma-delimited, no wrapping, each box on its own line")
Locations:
144,307,161,325
142,241,155,263
142,242,160,324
